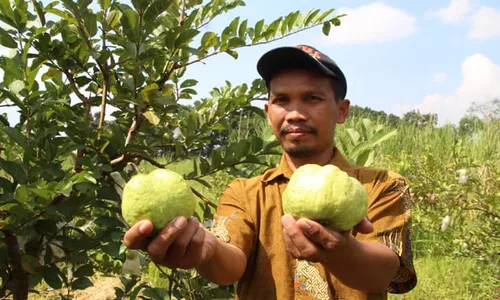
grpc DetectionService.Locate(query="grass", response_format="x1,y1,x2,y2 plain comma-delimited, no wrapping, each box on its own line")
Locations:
389,256,499,300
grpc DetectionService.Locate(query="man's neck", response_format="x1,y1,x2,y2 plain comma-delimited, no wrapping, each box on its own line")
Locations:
284,148,335,172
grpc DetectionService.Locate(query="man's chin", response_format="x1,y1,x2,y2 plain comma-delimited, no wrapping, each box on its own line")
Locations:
283,146,314,158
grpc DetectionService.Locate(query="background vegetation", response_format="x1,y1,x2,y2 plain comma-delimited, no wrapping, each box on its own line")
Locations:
0,0,498,299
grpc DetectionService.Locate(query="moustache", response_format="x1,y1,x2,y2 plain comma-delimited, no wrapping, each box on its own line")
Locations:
280,125,318,136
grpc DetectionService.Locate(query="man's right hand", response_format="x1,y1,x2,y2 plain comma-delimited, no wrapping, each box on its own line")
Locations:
123,216,218,269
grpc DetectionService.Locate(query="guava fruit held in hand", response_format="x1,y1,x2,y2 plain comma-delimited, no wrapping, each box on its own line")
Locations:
282,164,368,232
121,168,197,232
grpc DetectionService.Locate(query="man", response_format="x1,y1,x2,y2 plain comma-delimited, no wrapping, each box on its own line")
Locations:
124,45,417,299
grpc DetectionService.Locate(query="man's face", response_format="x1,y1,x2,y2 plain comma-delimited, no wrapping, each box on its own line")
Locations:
264,69,350,158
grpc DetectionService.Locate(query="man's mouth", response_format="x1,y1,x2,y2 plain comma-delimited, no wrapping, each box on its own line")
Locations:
280,126,318,136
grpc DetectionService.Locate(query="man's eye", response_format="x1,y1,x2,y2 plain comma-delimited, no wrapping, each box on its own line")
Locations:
309,95,322,101
273,98,287,103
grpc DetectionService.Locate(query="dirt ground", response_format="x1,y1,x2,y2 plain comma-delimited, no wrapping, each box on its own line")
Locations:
25,275,123,300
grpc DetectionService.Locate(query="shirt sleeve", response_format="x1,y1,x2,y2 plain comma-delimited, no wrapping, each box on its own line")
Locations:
355,173,417,294
209,178,256,259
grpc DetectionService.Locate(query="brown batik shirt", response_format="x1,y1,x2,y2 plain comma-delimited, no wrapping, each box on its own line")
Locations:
210,148,417,299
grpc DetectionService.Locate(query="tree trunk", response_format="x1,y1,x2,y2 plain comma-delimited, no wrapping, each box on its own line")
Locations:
3,230,29,300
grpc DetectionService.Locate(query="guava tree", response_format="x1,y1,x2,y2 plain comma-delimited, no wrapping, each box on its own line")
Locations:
0,0,344,298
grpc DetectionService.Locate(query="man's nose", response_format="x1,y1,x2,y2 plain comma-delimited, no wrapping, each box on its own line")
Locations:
285,104,307,122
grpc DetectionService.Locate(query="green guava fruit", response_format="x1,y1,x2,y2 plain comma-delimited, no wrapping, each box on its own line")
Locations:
282,164,368,232
121,168,196,232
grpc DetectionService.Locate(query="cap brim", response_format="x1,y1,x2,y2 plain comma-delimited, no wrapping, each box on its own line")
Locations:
256,47,336,83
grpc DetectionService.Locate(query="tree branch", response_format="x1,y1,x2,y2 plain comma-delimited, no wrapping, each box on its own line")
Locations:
98,23,110,136
190,187,217,209
185,22,328,68
61,69,91,106
463,207,500,219
110,152,167,168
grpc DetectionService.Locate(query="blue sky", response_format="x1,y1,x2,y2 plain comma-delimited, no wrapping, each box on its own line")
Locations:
2,0,500,125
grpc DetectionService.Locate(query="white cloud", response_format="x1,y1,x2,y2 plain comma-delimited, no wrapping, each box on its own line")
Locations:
432,72,448,83
325,2,416,44
435,0,474,23
395,54,500,125
468,6,500,40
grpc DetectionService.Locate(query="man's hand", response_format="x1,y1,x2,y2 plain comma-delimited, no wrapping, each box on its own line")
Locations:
123,216,218,269
281,214,373,262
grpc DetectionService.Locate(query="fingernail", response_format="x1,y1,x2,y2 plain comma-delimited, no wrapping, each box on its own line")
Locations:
138,221,148,234
281,215,292,228
174,216,187,229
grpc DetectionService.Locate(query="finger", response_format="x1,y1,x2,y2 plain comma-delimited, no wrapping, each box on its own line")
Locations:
296,218,340,250
282,227,301,258
171,226,206,269
123,220,154,250
165,217,201,263
282,215,319,258
147,216,188,264
353,217,374,235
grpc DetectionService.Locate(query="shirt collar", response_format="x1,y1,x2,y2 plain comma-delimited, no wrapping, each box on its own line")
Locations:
261,147,354,184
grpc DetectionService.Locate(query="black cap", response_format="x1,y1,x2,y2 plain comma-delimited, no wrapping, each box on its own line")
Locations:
256,45,347,99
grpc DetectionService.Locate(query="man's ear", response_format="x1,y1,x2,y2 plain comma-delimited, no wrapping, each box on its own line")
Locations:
336,99,350,124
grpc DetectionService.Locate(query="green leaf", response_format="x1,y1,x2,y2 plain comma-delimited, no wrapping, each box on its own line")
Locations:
180,79,198,89
74,264,94,277
83,11,98,37
0,27,16,48
120,8,139,43
304,9,320,25
143,111,160,126
253,19,264,40
210,148,222,169
0,0,14,23
71,277,93,290
200,31,218,50
0,160,28,183
105,10,121,29
227,36,245,48
225,49,238,59
142,287,169,299
322,21,331,36
356,149,374,167
2,127,27,148
346,128,360,145
35,219,58,236
229,16,240,34
143,0,172,28
287,11,300,31
98,0,111,10
238,19,248,39
0,177,14,193
43,265,62,289
21,255,40,273
184,46,206,59
316,8,335,22
175,29,200,48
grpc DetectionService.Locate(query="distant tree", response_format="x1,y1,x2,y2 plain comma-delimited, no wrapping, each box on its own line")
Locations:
402,110,438,128
458,115,484,137
466,99,500,122
349,105,402,127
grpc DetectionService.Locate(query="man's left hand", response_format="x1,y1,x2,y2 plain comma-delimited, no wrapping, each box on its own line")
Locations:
281,215,373,262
